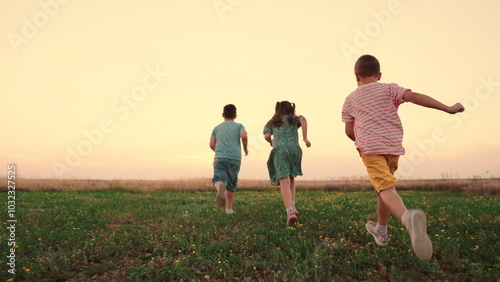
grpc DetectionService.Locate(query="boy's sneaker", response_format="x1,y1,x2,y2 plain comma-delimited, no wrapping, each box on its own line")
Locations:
406,209,433,260
225,209,234,215
216,183,226,208
287,211,297,225
366,221,390,246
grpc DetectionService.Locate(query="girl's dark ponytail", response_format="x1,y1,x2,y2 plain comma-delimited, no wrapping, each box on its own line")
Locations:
266,100,297,128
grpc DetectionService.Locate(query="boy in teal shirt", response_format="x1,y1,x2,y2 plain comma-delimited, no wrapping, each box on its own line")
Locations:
210,104,248,214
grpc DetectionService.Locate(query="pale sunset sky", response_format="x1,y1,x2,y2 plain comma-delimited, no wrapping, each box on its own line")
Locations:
1,1,499,180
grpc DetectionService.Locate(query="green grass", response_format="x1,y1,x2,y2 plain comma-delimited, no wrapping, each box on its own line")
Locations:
1,190,499,281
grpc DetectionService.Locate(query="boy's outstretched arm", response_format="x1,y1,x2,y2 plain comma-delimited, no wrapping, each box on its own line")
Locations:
345,122,355,141
240,131,249,156
403,91,465,114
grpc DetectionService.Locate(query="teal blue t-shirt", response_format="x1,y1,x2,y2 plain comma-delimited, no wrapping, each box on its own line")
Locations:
211,121,246,160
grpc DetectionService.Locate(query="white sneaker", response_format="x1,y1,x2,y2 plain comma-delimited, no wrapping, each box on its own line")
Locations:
216,183,226,208
225,209,234,215
366,221,390,247
406,209,433,260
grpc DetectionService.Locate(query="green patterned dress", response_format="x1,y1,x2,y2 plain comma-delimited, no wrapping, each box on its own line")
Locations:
264,115,304,186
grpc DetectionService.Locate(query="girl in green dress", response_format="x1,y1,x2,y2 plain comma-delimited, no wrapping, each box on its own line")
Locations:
264,101,311,224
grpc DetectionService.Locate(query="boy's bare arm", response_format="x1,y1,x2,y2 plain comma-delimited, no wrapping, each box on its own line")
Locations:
403,91,465,114
299,116,311,147
209,137,216,151
240,131,249,156
345,122,355,141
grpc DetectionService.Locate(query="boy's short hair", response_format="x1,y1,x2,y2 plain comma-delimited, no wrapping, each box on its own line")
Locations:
223,104,237,119
355,54,380,77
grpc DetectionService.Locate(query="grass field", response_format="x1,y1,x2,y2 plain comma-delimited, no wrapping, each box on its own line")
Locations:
1,186,499,281
6,177,500,195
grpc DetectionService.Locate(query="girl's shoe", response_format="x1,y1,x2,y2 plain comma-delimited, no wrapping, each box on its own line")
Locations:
287,211,297,225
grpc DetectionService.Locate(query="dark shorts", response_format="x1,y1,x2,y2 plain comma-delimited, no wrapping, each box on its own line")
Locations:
212,158,241,192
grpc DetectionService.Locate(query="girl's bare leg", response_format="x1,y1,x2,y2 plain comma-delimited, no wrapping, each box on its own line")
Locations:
290,177,298,214
290,177,296,203
279,177,293,209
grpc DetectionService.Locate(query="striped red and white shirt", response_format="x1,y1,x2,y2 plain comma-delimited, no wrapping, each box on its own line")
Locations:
342,82,410,155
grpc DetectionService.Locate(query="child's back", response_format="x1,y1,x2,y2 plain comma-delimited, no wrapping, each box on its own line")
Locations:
341,54,464,261
212,120,245,160
342,82,408,155
210,104,248,214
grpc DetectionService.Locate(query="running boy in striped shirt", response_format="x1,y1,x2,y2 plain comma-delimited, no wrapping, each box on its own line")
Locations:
342,54,465,260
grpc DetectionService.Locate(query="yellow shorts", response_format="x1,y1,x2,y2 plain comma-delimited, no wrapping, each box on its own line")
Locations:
360,152,399,193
